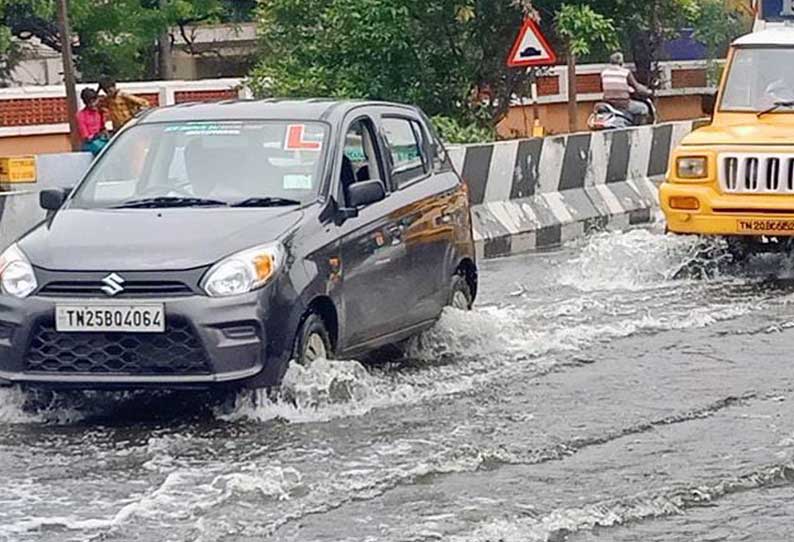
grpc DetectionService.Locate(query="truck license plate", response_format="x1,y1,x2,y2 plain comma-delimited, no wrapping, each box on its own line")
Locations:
737,219,794,235
55,304,165,333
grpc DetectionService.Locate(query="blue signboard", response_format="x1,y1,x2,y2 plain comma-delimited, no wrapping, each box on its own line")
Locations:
762,0,794,20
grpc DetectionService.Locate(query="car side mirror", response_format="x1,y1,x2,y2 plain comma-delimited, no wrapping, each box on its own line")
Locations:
701,92,717,118
39,189,68,211
348,179,386,208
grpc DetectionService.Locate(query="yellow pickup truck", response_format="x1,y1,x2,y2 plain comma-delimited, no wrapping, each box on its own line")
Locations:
661,25,794,255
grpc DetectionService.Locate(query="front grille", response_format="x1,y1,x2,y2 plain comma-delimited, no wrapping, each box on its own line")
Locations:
721,154,794,194
24,320,212,375
38,280,193,298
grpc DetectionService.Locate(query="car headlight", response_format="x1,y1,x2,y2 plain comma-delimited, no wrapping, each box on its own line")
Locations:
202,242,285,297
676,156,708,180
0,244,37,299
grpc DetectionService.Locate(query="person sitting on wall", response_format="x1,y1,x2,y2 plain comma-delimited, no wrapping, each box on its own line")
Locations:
76,88,109,156
98,76,150,132
601,52,653,123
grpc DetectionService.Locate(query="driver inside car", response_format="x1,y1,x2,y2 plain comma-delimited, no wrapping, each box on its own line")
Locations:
184,138,248,200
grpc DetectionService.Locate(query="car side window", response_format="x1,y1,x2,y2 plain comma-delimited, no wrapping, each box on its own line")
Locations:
341,119,383,207
382,117,428,189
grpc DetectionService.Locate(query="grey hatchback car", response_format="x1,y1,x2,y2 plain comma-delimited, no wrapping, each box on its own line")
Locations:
0,99,478,390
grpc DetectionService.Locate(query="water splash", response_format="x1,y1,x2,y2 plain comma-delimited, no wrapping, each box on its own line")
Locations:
559,230,731,292
0,387,84,425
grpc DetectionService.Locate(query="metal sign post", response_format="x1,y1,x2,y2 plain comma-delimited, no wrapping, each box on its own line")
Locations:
529,68,540,137
507,19,556,138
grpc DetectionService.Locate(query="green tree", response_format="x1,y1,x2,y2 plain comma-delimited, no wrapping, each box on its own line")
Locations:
533,0,704,84
554,3,616,131
251,0,538,131
692,0,744,85
0,0,256,82
555,4,616,58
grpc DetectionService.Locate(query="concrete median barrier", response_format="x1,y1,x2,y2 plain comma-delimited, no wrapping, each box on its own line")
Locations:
449,121,696,260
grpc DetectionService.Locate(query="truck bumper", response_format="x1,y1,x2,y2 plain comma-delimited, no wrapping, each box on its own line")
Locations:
661,182,794,237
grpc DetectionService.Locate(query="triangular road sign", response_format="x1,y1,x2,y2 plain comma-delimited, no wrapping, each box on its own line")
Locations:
507,19,557,68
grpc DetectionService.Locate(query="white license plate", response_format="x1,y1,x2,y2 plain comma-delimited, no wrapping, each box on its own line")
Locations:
55,304,165,333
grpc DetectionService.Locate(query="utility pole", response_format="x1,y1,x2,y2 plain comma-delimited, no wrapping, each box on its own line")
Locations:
56,0,80,151
566,47,578,133
158,0,174,79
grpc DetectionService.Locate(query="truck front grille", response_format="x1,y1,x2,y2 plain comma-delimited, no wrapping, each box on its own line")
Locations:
721,154,794,194
24,320,212,376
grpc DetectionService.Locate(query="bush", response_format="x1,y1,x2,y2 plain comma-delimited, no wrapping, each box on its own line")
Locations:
431,116,496,145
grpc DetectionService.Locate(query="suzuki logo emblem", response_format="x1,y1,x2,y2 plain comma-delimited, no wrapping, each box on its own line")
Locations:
101,273,126,296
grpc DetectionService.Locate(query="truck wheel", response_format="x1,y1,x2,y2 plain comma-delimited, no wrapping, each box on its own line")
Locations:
726,237,752,263
293,313,333,366
449,274,473,311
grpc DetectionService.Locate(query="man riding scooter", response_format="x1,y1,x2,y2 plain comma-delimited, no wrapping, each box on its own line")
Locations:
600,52,654,124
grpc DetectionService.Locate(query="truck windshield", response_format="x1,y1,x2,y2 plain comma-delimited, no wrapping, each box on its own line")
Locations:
70,120,328,209
721,47,794,113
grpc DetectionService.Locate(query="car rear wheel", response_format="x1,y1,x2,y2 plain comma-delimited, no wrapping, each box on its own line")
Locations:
294,313,333,366
449,274,473,310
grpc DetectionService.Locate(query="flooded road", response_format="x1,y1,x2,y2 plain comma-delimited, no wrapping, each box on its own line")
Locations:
3,227,794,541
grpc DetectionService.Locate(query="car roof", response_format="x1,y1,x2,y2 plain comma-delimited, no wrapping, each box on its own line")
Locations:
139,98,420,124
733,27,794,47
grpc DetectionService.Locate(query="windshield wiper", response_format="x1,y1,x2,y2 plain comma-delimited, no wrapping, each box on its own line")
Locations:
113,197,228,209
231,197,301,208
757,100,794,118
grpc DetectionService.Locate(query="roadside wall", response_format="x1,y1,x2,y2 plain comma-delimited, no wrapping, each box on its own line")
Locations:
0,60,714,154
448,121,696,260
0,121,696,260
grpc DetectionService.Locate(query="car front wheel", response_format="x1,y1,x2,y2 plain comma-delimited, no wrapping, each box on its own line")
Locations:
293,313,333,366
449,274,473,310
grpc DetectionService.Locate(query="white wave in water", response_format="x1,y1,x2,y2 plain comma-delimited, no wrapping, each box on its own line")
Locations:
559,229,730,292
0,439,303,539
451,463,794,542
222,296,756,425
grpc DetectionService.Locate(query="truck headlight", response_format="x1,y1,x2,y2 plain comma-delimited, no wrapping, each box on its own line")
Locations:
202,242,285,297
676,156,708,179
0,244,37,299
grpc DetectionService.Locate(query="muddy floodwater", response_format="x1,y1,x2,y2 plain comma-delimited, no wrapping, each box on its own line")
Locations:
3,227,794,541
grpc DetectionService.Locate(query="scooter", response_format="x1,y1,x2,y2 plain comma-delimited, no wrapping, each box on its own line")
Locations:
587,96,658,131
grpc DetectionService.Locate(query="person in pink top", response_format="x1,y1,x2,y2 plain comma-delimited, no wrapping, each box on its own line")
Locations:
76,88,109,156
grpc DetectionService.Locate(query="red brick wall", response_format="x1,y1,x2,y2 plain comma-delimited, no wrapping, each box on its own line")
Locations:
575,73,603,95
0,93,159,127
672,69,707,89
537,76,560,96
0,97,68,126
174,90,238,104
135,93,160,107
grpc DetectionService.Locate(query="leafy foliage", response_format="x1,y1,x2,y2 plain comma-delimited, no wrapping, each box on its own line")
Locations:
0,0,256,81
532,0,740,84
251,0,537,129
555,4,617,58
431,114,495,144
691,0,743,85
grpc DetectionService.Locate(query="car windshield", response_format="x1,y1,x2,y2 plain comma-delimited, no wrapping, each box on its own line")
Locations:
69,120,328,209
721,47,794,113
